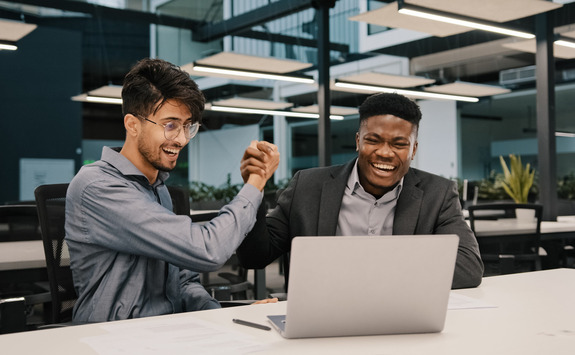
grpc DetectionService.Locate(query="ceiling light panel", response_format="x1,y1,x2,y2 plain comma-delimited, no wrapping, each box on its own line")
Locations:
424,82,511,97
503,39,575,59
211,97,294,110
338,72,435,88
88,85,123,98
0,19,37,41
193,52,313,74
349,2,472,37
291,105,358,117
406,0,562,23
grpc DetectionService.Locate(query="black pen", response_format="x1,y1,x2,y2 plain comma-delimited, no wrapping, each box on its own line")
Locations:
232,318,271,331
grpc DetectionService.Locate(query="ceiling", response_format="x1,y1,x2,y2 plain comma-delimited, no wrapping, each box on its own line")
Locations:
1,0,575,136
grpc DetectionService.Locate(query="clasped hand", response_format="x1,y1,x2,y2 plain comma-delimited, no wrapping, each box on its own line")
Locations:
240,140,280,191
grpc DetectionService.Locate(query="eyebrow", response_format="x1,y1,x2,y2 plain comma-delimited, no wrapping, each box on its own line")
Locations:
364,133,411,141
161,116,193,123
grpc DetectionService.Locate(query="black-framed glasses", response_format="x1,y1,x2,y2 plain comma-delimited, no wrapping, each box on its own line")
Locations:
134,114,200,140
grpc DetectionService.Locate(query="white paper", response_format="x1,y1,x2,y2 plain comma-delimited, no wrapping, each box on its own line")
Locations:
81,316,267,355
448,292,497,310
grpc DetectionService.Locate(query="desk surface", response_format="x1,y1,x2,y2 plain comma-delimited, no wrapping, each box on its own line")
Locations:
0,240,47,271
467,215,575,238
1,269,574,354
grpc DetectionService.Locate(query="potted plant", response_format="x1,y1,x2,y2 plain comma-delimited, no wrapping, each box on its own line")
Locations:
499,154,536,220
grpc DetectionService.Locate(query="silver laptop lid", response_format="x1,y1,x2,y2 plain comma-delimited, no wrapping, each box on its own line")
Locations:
281,234,459,338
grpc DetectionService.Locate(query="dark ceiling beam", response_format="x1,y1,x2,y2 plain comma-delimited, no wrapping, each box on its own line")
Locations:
1,0,200,29
193,0,313,42
236,29,349,52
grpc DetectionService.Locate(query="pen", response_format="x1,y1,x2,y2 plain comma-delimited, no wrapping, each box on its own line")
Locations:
232,318,271,331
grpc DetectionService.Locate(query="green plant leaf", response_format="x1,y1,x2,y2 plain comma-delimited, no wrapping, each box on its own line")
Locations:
499,154,534,203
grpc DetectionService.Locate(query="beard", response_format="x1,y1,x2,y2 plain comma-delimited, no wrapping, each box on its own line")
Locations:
137,135,176,172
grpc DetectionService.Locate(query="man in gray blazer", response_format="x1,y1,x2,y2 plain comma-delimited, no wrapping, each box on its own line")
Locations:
237,93,484,289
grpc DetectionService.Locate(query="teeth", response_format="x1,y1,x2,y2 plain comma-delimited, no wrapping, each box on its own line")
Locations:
163,148,179,155
373,163,394,170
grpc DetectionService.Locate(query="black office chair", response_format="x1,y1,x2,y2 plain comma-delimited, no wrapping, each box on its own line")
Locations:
34,183,77,324
166,185,253,303
167,185,192,217
0,204,53,332
0,205,42,242
468,203,544,276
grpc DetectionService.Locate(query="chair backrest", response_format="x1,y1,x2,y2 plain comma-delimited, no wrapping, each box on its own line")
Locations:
467,203,543,275
167,185,191,216
0,205,41,241
34,183,76,324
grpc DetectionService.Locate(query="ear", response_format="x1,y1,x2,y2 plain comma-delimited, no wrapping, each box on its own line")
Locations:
411,141,418,160
124,114,140,137
355,132,360,152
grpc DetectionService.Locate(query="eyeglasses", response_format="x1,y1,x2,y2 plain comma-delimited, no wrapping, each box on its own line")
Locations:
134,114,200,140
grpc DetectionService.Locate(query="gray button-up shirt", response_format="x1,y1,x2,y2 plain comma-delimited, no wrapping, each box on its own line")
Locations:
65,147,262,323
336,161,403,236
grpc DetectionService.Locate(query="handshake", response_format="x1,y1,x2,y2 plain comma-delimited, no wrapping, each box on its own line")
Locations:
240,140,280,191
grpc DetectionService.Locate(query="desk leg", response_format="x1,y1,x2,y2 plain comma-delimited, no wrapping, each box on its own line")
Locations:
253,269,267,300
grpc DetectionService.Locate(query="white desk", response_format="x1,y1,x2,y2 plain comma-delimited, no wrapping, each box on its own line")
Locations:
1,269,574,354
0,240,64,284
467,215,575,240
0,241,47,271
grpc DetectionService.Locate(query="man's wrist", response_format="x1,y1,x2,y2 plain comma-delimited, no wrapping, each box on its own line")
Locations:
247,175,266,191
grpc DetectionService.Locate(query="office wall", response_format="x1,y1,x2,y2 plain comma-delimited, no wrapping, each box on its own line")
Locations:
0,26,82,203
413,100,458,179
188,125,260,187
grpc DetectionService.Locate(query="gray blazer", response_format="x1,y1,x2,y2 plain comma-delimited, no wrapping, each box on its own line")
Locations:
237,159,484,289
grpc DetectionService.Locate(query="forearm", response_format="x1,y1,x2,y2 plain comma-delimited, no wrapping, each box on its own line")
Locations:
236,203,279,269
75,181,263,272
438,183,484,288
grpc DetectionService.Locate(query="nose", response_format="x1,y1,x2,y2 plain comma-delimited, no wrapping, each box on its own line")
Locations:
173,127,189,146
376,142,394,157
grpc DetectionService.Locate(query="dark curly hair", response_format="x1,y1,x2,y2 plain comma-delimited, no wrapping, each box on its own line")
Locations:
121,58,205,123
358,93,422,135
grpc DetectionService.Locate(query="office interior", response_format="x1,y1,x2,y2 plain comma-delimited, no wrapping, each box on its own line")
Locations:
1,0,575,332
1,0,575,214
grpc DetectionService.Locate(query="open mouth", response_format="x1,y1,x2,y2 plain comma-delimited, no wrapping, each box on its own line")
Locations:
372,162,396,172
162,147,180,157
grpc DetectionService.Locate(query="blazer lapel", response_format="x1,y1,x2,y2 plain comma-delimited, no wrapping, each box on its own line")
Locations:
317,160,355,235
393,169,423,235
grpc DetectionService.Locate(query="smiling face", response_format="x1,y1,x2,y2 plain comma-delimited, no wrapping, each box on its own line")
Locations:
355,114,418,198
122,98,192,183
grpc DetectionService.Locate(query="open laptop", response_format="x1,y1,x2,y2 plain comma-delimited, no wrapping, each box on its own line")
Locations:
268,234,459,338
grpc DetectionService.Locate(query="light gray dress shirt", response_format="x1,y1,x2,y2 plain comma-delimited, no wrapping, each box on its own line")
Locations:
336,161,403,236
65,147,262,323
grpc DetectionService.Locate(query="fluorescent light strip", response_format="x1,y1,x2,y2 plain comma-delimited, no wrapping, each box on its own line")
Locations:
398,8,535,39
555,40,575,49
192,65,315,84
85,96,123,104
0,43,17,50
209,105,344,120
334,81,479,102
556,131,575,138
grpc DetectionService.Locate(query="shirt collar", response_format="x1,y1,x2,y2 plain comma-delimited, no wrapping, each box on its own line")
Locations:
101,146,169,185
347,159,404,202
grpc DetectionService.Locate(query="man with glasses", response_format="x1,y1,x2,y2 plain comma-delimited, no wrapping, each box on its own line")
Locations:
65,58,279,323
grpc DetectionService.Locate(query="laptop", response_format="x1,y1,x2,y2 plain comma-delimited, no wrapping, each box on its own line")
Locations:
268,234,459,339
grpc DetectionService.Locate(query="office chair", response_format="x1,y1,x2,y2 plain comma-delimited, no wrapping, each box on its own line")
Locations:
468,203,544,276
34,183,77,324
0,205,42,242
167,185,191,217
166,185,253,303
1,204,55,332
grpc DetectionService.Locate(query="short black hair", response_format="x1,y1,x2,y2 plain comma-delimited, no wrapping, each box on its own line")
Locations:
358,93,422,130
121,58,205,123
